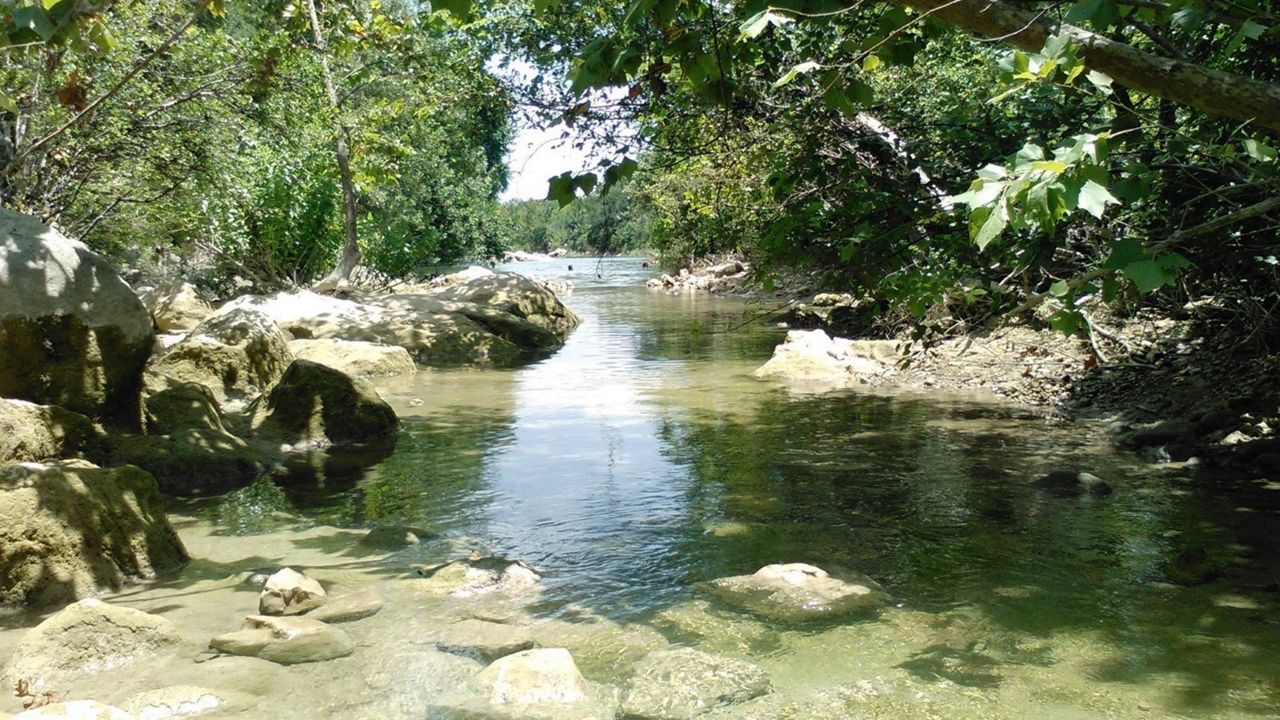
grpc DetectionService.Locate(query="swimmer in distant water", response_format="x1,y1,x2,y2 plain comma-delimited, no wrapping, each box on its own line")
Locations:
642,261,650,268
568,264,574,271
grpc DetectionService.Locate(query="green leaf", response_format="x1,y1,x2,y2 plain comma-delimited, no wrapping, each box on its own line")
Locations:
862,55,882,72
432,0,472,21
774,61,820,88
971,204,1008,250
1066,0,1119,28
0,92,16,113
1103,238,1146,269
1078,179,1118,219
547,172,576,208
1244,138,1277,162
12,6,56,40
1031,160,1068,174
740,10,792,39
1049,280,1071,297
1122,258,1181,293
1049,309,1083,335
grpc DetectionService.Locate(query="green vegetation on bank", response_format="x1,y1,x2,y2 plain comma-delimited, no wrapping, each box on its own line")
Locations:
500,182,653,255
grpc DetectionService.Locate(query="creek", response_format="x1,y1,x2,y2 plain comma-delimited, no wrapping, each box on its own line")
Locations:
1,257,1277,719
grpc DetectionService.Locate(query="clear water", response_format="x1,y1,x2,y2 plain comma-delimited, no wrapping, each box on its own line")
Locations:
3,257,1278,718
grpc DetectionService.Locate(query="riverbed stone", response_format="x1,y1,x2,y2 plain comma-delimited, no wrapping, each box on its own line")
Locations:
0,210,154,429
141,281,213,334
119,686,221,720
1,599,182,693
258,567,327,616
209,615,354,665
475,648,589,705
12,701,135,720
148,307,293,414
707,564,883,622
0,461,188,608
651,600,780,656
286,339,416,378
1032,470,1113,497
435,619,535,662
428,272,580,337
622,648,771,720
307,589,382,623
249,359,399,448
358,524,435,549
755,330,904,392
0,399,103,465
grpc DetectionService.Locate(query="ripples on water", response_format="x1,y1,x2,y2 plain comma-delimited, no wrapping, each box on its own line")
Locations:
268,258,1280,717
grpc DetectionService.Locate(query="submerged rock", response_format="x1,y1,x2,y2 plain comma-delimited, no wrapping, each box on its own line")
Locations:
120,686,221,720
706,564,883,622
435,619,535,662
250,360,399,448
0,461,188,608
622,647,771,720
0,398,103,465
1032,470,1113,497
258,567,327,616
1,599,182,693
148,308,293,414
476,648,589,705
0,210,154,428
414,557,542,599
307,589,382,623
208,615,354,665
107,428,268,495
13,701,135,720
754,330,904,392
287,338,416,378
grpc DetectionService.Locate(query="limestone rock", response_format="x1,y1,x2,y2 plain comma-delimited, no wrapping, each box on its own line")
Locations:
148,308,293,414
120,686,221,720
428,272,580,337
141,282,212,334
358,524,434,549
1032,470,1113,497
307,589,382,623
0,210,153,428
1,599,181,692
475,648,589,705
13,701,134,720
209,615,353,665
707,564,883,622
287,339,416,378
258,567,327,616
0,399,103,465
0,462,188,608
425,265,495,289
107,429,267,495
435,619,535,662
250,360,399,447
755,331,904,392
622,648,771,720
142,383,225,435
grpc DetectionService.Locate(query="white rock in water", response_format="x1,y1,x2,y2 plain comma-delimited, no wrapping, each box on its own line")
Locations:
754,330,905,392
307,589,383,623
708,563,883,621
258,567,328,616
475,648,589,705
435,619,535,662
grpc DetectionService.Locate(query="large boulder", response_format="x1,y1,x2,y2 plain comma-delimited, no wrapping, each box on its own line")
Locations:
0,461,188,608
474,648,589,705
755,330,905,392
140,281,213,333
208,615,354,665
622,648,771,720
0,210,153,428
0,399,103,465
142,382,225,435
250,360,399,448
148,308,293,414
287,339,416,378
428,272,580,337
13,701,134,720
706,564,883,622
1,599,182,692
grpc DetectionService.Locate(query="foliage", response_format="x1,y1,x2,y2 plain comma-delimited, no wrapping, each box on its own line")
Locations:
501,179,653,255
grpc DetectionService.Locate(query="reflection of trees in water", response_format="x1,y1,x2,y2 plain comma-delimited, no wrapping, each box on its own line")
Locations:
653,389,1280,712
626,295,783,363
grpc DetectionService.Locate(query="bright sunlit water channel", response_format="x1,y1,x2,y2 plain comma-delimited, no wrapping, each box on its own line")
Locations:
2,257,1277,718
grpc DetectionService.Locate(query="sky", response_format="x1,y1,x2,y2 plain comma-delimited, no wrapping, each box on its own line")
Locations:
500,121,593,202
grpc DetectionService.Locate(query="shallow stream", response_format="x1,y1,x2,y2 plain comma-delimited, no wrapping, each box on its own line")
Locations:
2,257,1278,719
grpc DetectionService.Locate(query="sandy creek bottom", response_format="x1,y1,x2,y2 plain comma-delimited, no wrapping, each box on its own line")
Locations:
1,258,1278,719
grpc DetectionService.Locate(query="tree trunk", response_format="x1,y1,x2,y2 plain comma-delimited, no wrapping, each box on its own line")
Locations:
897,0,1280,132
305,0,362,290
